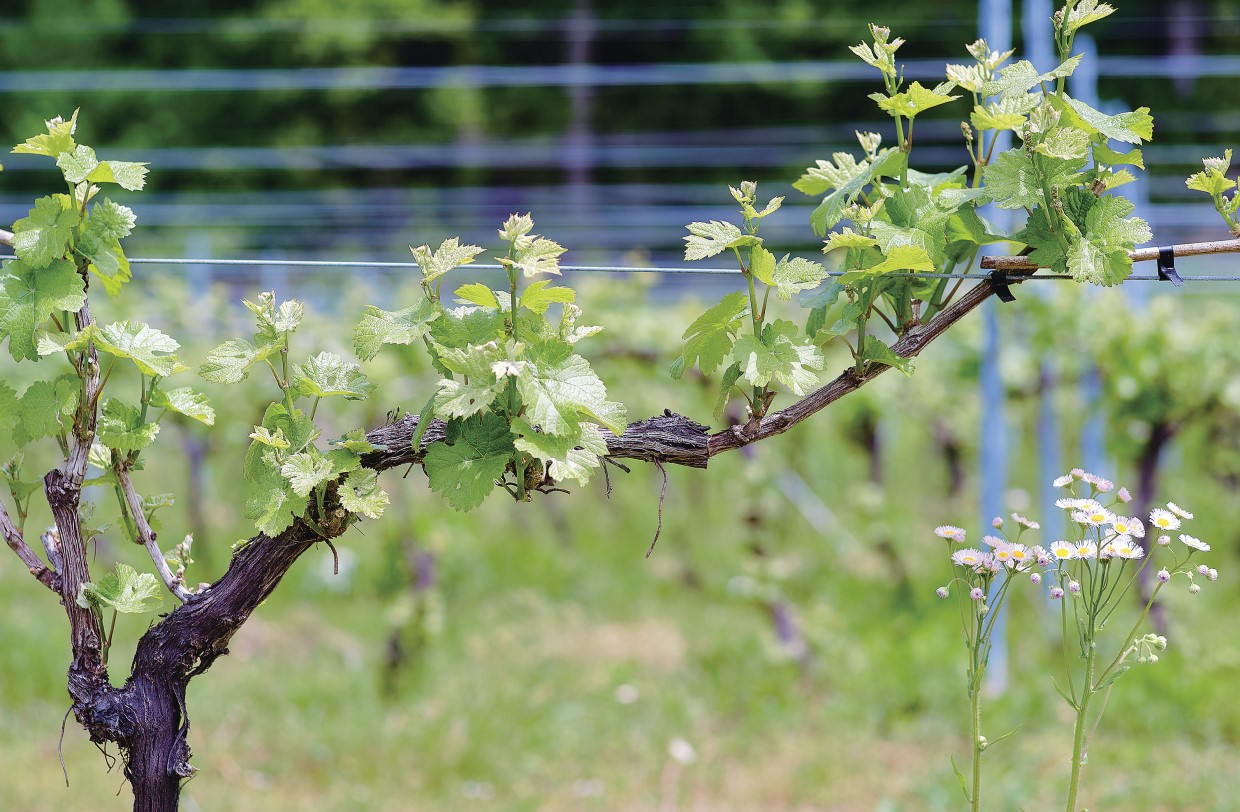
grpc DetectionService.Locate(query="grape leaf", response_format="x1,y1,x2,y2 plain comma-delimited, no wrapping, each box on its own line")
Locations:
766,255,828,300
669,291,748,379
1035,127,1092,161
1048,94,1153,145
244,447,307,536
17,377,79,444
292,352,374,401
0,258,86,361
870,82,960,119
86,161,149,191
823,228,879,253
12,111,78,156
794,151,870,197
56,145,99,184
498,213,535,244
12,196,76,268
683,220,759,261
860,335,915,375
89,199,137,240
983,149,1084,210
519,280,576,314
732,320,825,396
432,344,508,419
512,419,608,488
0,383,18,435
517,345,615,436
514,237,567,278
979,55,1083,100
423,412,515,511
1063,0,1116,36
329,428,377,454
249,426,290,449
90,321,183,377
280,451,335,497
98,399,160,453
77,563,161,614
454,283,500,309
198,337,281,384
352,298,440,361
339,468,388,519
149,386,215,426
411,237,485,283
807,149,907,235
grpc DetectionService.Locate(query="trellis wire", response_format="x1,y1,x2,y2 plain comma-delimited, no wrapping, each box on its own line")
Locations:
4,254,1240,282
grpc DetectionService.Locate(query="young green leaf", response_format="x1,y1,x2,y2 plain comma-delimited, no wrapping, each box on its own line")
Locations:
732,320,825,396
198,337,281,384
98,399,161,453
148,386,215,426
982,149,1084,210
89,199,137,240
352,298,441,361
90,321,183,377
12,110,78,157
244,447,308,536
77,563,162,614
517,346,616,436
514,237,567,278
432,344,509,419
249,426,290,449
669,291,749,379
0,383,18,436
86,160,149,191
0,258,86,361
292,352,374,401
411,237,485,283
683,220,751,261
823,228,879,253
519,280,576,314
859,335,915,375
339,468,389,519
979,55,1083,99
870,82,960,119
1063,0,1116,37
17,377,79,444
454,283,501,309
280,451,335,497
56,145,99,184
767,256,829,300
11,196,76,268
423,412,515,511
329,428,378,454
1048,94,1153,145
512,419,608,488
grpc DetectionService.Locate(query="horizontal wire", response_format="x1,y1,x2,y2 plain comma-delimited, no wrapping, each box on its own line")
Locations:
4,254,1238,282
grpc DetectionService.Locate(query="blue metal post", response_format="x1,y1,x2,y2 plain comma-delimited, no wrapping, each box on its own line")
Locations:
979,0,1012,696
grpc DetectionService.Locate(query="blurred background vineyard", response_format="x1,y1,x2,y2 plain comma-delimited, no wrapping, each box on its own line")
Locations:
3,1,1240,810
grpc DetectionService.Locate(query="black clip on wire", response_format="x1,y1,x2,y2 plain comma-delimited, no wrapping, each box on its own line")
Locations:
989,269,1018,303
1157,246,1185,287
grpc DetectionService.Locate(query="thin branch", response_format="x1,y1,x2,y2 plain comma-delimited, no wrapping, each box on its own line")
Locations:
0,228,13,247
0,497,59,591
114,466,192,603
982,238,1240,271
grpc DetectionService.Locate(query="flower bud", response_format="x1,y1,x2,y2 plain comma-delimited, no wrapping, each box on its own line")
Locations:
969,587,984,601
1190,583,1202,594
1198,564,1210,576
1157,569,1171,583
1117,487,1132,503
1157,535,1171,547
1030,572,1042,585
1208,568,1219,581
992,516,1004,528
1050,587,1065,600
1148,654,1159,663
1069,580,1081,595
936,586,950,599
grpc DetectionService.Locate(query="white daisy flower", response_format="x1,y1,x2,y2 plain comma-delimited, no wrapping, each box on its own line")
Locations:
993,544,1016,565
1094,478,1114,493
952,548,986,567
1071,468,1086,478
1150,509,1181,532
1050,541,1077,561
1011,513,1040,530
1110,516,1145,539
1111,537,1144,559
1073,503,1112,526
1167,502,1194,520
981,535,1007,548
935,525,967,543
1099,542,1116,559
1179,534,1211,552
1008,544,1030,563
1075,541,1099,560
1053,474,1074,488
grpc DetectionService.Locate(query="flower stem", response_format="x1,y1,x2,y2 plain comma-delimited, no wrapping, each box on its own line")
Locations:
1065,643,1096,812
970,647,984,812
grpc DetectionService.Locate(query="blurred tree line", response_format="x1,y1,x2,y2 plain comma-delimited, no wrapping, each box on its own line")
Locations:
2,0,1236,200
